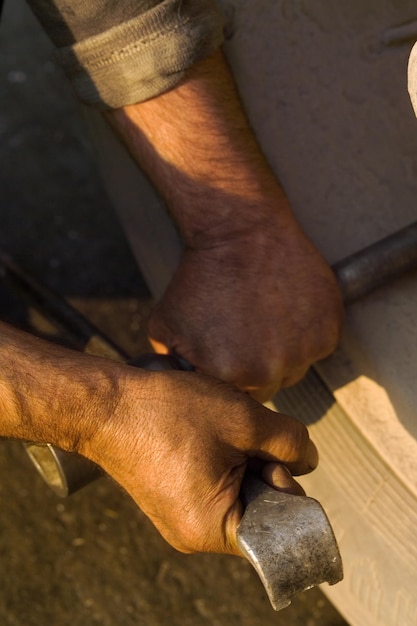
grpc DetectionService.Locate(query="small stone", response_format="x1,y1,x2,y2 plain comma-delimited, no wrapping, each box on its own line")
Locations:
71,537,85,547
8,70,27,83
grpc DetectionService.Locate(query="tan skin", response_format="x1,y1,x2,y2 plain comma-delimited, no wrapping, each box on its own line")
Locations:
0,322,314,555
108,50,343,401
1,49,341,557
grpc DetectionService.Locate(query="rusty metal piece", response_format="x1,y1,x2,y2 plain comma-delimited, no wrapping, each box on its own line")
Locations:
237,475,343,610
333,221,417,305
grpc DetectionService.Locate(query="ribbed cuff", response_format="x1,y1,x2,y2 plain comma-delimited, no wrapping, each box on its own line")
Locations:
55,0,225,110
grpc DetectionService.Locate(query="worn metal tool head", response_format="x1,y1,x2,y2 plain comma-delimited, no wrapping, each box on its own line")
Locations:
24,442,102,497
237,474,343,611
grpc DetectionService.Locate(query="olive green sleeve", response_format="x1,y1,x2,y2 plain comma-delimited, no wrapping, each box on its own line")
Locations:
26,0,225,110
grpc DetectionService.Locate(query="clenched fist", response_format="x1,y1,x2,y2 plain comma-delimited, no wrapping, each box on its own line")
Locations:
149,216,343,401
83,367,317,555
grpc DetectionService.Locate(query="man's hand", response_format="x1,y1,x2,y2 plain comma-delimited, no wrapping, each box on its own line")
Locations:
148,214,342,401
82,368,317,555
0,322,315,556
0,323,317,554
108,50,343,400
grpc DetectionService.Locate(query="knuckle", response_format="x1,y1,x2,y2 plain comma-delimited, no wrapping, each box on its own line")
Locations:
285,420,311,462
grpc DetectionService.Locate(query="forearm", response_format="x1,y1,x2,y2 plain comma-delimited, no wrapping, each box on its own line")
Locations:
107,50,291,248
0,321,129,451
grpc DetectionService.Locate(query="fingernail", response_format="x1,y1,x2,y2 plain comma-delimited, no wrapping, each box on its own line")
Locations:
306,440,319,470
281,465,293,478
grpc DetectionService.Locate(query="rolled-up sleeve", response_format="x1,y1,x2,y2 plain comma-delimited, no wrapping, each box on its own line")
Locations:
26,0,225,109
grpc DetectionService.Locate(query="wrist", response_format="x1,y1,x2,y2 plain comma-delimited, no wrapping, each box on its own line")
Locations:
78,364,152,469
176,183,293,251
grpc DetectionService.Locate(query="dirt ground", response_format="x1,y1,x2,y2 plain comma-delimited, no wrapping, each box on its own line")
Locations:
0,2,348,624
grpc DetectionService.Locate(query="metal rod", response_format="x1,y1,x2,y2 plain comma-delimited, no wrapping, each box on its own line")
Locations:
334,221,417,305
0,253,129,361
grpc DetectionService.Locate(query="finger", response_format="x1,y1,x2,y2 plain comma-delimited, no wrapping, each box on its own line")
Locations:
246,381,282,403
149,336,169,355
149,314,197,367
245,362,312,400
281,364,311,389
262,463,306,496
251,406,319,476
148,305,173,354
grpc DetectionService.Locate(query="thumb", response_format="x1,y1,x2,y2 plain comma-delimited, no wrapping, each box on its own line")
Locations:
148,303,175,355
251,408,319,476
149,303,202,369
149,335,170,355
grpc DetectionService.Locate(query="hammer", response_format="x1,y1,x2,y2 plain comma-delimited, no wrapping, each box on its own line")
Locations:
2,220,417,611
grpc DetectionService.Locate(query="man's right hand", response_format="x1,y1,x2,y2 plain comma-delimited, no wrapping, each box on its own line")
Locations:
0,322,316,557
81,367,317,556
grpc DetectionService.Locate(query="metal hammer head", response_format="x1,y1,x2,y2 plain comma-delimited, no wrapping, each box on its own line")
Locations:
237,475,343,611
